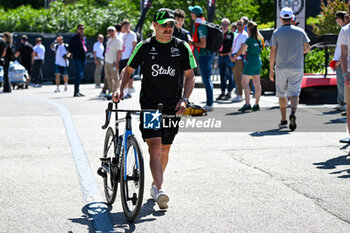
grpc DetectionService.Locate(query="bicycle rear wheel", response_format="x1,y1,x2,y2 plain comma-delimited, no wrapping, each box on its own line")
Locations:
120,135,144,222
103,127,118,204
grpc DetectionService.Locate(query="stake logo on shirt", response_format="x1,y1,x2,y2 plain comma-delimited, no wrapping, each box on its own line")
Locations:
151,64,176,77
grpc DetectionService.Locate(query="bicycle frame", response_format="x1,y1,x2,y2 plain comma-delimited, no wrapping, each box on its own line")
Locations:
101,101,163,180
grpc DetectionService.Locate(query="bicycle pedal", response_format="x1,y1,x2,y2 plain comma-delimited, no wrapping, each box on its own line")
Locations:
97,167,107,178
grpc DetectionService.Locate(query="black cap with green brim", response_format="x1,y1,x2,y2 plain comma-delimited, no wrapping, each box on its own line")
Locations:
154,8,176,24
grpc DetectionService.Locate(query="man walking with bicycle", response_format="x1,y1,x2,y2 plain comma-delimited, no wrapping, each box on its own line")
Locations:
113,8,197,209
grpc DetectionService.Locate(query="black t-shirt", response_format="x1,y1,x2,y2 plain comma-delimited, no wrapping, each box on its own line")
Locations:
0,38,6,57
18,42,33,64
219,30,234,54
128,36,197,109
173,27,190,42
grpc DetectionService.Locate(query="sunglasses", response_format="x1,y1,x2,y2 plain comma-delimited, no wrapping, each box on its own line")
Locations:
159,21,176,28
78,27,85,30
237,24,243,26
107,29,114,32
222,23,229,26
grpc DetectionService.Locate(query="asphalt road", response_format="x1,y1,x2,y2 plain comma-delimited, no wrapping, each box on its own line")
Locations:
1,82,350,232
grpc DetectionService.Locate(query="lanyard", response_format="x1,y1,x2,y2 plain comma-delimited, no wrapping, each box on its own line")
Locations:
106,37,116,53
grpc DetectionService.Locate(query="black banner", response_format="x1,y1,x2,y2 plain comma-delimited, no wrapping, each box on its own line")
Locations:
207,0,216,22
134,0,154,41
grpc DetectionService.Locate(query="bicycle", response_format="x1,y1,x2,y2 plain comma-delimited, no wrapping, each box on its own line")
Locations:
97,101,162,222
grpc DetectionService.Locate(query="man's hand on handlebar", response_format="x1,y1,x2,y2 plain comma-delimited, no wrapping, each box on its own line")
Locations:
112,89,124,103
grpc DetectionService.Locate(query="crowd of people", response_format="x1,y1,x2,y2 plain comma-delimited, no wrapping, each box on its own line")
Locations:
1,3,349,211
2,5,347,132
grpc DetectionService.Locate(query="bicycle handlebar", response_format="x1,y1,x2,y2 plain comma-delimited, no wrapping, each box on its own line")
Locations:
101,102,164,130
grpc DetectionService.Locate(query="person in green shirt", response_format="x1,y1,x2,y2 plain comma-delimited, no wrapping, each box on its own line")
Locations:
235,21,262,112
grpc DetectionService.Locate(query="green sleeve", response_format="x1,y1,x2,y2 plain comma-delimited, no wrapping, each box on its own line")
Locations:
184,42,197,69
127,41,143,67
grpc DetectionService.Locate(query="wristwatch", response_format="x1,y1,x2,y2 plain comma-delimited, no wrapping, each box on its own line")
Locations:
182,97,189,105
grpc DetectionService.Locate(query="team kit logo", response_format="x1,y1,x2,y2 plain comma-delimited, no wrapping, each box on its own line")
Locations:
151,64,176,77
143,111,221,129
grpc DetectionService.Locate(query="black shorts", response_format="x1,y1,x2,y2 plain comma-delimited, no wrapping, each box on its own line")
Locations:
119,59,133,79
139,110,180,145
22,62,32,76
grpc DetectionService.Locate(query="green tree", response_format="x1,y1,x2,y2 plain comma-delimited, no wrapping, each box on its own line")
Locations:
0,0,45,9
309,0,349,36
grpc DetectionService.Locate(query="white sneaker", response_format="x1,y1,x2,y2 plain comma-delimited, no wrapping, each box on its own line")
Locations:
232,95,243,102
150,184,158,201
129,87,136,93
54,87,60,93
98,92,105,97
156,190,169,209
202,105,214,111
334,105,346,111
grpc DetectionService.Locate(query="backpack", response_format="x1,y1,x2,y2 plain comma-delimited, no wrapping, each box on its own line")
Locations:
55,43,68,53
183,103,208,116
200,21,223,53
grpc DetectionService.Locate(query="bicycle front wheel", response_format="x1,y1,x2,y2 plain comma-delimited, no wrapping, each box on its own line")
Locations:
120,135,144,222
103,127,118,204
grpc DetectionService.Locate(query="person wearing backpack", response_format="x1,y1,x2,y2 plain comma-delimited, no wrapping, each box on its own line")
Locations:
51,35,69,93
188,5,215,111
236,21,262,112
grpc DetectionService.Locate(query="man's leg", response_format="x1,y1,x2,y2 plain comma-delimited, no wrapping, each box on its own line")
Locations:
37,60,43,85
289,96,299,114
94,60,103,86
63,75,68,84
336,65,345,107
73,59,82,94
55,73,60,87
160,144,171,174
198,55,214,107
218,56,227,96
279,97,287,121
31,61,38,85
146,137,164,191
104,63,113,94
226,56,235,97
233,60,244,100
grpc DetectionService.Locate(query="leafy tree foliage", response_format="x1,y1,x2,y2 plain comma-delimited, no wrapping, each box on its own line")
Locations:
309,0,349,36
0,0,270,37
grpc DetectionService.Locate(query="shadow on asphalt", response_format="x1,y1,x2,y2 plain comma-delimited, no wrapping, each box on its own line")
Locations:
313,154,350,179
322,110,343,115
69,199,165,232
324,118,347,124
226,111,248,116
250,129,290,137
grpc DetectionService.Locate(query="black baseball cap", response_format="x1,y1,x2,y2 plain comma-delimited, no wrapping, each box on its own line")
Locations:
154,8,176,24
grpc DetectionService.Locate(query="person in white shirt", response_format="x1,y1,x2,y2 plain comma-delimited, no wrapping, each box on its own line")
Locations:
339,14,350,135
93,34,105,88
230,19,248,102
104,26,123,95
333,11,348,111
32,37,46,87
120,19,137,98
51,35,69,92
